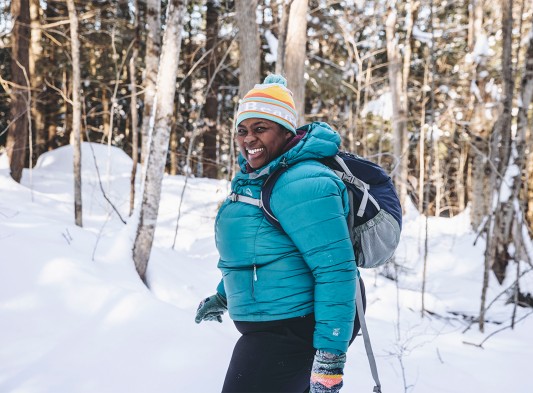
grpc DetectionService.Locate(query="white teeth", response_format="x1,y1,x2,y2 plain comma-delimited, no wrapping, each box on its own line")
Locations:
247,148,264,155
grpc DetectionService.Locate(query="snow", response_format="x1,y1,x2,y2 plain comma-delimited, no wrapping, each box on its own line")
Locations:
264,29,278,64
1,143,532,393
361,92,393,120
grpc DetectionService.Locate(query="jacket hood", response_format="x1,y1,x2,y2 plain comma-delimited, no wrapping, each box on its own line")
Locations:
236,122,341,181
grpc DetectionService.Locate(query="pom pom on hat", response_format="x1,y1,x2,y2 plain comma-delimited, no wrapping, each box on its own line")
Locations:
236,74,297,133
263,74,288,86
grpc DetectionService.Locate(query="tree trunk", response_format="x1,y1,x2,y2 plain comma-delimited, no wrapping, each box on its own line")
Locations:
284,0,308,125
487,0,514,283
236,0,260,95
385,3,408,210
29,0,46,163
202,0,220,179
479,0,514,332
275,0,291,76
508,15,533,266
140,0,161,165
133,0,188,283
129,0,139,216
6,0,30,183
66,0,83,227
521,19,533,232
468,0,493,230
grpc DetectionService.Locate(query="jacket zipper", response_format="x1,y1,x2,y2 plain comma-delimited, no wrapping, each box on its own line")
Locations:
251,264,258,300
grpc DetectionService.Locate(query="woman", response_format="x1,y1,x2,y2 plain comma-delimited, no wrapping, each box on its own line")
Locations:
195,74,364,393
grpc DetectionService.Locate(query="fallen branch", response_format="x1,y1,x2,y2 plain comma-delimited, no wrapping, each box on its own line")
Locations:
463,310,533,349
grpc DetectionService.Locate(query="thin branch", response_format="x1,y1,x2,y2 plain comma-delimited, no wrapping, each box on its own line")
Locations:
81,98,127,225
40,9,99,29
16,59,34,201
463,311,533,349
462,267,533,333
44,79,73,105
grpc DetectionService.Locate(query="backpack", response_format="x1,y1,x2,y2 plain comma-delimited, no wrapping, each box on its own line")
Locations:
260,151,402,269
229,151,402,393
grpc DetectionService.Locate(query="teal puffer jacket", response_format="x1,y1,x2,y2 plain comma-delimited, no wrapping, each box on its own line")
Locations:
215,122,357,354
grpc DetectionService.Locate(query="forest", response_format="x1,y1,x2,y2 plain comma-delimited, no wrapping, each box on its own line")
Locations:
1,0,533,329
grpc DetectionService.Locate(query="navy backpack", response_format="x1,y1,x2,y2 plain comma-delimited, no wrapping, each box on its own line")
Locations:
260,151,402,269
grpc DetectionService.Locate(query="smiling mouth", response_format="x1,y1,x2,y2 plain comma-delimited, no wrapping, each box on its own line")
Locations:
247,147,264,156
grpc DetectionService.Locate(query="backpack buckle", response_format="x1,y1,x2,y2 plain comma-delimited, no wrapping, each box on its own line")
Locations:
340,172,356,184
229,193,238,202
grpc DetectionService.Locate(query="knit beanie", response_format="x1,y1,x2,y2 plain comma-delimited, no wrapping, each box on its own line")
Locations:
235,74,298,134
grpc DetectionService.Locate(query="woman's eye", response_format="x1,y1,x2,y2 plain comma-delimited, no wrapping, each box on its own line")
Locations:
237,129,247,136
255,127,265,133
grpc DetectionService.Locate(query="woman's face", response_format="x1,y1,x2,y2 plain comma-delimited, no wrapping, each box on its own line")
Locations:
236,118,293,169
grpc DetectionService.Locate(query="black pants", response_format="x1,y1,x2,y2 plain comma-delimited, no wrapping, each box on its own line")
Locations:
221,278,366,393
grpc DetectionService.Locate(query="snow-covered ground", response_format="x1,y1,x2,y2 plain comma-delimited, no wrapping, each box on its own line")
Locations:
1,143,531,393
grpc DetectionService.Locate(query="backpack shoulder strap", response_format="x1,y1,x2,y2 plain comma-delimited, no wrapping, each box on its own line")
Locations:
356,278,383,393
260,165,290,230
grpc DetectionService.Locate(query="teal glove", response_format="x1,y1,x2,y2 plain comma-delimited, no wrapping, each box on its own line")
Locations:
310,350,346,393
195,293,227,323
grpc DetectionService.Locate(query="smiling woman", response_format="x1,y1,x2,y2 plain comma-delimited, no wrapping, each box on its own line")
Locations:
235,118,293,169
195,74,363,393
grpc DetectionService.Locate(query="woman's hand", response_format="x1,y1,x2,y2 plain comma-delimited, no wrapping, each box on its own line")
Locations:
310,350,346,393
194,293,227,323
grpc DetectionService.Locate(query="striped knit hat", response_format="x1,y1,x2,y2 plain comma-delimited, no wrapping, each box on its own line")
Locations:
236,74,298,134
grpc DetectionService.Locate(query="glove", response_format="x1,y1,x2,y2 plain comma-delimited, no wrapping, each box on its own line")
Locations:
310,350,346,393
195,293,227,323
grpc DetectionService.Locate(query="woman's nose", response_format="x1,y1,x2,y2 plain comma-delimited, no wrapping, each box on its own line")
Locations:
243,132,256,144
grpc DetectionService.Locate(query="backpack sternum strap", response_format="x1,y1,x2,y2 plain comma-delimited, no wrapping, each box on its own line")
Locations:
228,192,263,208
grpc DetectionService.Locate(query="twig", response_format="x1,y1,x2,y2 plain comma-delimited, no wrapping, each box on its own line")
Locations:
463,311,533,348
172,175,189,249
45,79,73,105
92,209,113,261
16,59,34,201
462,267,533,333
436,348,444,364
81,99,127,224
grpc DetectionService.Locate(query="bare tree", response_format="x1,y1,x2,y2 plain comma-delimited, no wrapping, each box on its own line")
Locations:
130,0,140,216
140,0,161,165
66,0,83,227
133,0,189,283
385,1,409,211
275,0,291,76
6,0,30,183
520,20,533,232
236,0,260,95
202,0,220,179
284,0,308,125
468,0,493,230
29,0,45,163
479,0,515,332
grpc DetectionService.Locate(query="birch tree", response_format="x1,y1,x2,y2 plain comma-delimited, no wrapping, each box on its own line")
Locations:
522,22,533,230
29,0,45,163
236,0,260,95
133,0,189,283
468,0,494,230
130,0,139,216
284,0,308,125
140,0,161,165
6,0,30,183
275,0,291,76
479,0,514,332
385,1,409,211
66,0,83,227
